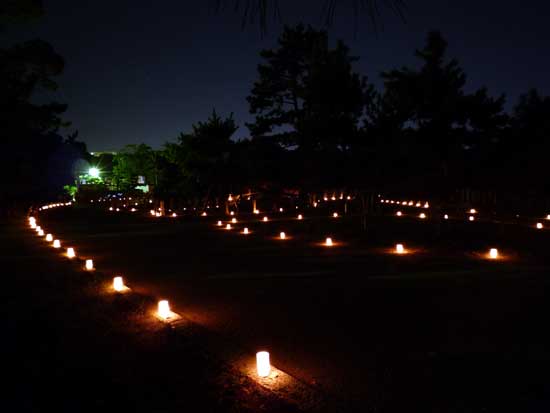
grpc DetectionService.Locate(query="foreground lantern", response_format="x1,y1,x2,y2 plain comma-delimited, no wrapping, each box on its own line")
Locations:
38,229,44,236
256,351,271,377
158,300,171,319
419,213,426,219
231,218,237,223
226,224,232,230
279,232,286,240
53,239,61,248
85,259,94,270
66,247,75,258
470,208,477,214
113,276,125,292
489,248,498,259
325,237,333,246
243,227,249,234
217,220,222,226
30,222,36,229
395,244,405,254
469,216,475,222
45,234,53,242
536,222,543,229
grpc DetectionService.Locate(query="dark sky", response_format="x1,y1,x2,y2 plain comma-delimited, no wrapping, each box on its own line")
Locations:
11,0,550,151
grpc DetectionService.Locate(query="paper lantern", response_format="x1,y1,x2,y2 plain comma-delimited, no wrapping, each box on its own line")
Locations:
347,196,351,200
419,213,426,219
217,220,222,226
263,216,268,222
232,218,237,223
297,214,303,220
85,259,94,270
28,217,35,224
395,244,404,254
489,248,498,259
66,247,75,258
256,351,271,377
46,234,53,242
226,224,232,230
30,222,36,229
325,237,333,246
243,227,249,234
158,300,171,319
536,222,543,229
279,232,286,239
444,214,449,220
53,239,61,248
201,212,207,216
230,211,234,216
424,203,429,208
113,276,124,292
253,209,260,214
470,208,477,214
279,207,283,212
469,216,475,222
38,229,44,236
546,214,550,220
396,211,402,217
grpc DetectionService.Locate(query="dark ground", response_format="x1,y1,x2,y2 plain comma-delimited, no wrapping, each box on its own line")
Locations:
7,204,550,412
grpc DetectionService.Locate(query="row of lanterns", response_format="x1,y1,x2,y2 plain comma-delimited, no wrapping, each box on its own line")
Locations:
27,214,273,379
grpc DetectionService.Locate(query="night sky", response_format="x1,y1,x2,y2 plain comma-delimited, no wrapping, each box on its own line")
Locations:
9,0,550,151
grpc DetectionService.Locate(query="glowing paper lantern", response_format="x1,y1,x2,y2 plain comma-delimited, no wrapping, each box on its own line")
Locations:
325,237,333,246
66,247,75,258
279,232,286,239
424,203,429,208
253,209,260,214
444,214,449,219
546,215,550,220
536,222,543,229
217,220,222,226
53,239,61,248
419,213,426,219
347,196,351,200
201,212,207,216
297,214,303,220
243,227,249,234
489,248,498,259
38,230,44,236
230,211,235,216
46,234,53,242
30,222,36,229
85,259,94,270
28,217,35,224
469,216,475,222
228,195,233,201
113,276,124,292
470,208,477,214
396,211,402,217
232,218,237,223
263,216,268,222
256,351,271,377
395,244,405,254
158,300,171,319
226,224,232,230
279,207,283,212
333,212,339,218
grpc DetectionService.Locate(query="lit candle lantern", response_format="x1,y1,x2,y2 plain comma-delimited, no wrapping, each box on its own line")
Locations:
113,276,124,292
324,197,328,201
333,212,338,218
253,209,259,214
408,201,413,205
116,208,120,212
444,214,449,219
231,218,237,223
279,232,286,239
66,247,75,258
419,213,426,219
28,217,35,223
546,215,550,220
347,196,351,200
396,211,402,217
217,220,222,226
297,214,303,220
424,203,429,208
85,259,94,270
46,234,53,242
230,211,234,216
331,196,336,201
226,224,232,230
53,239,61,248
201,212,207,216
396,244,405,254
30,222,36,229
279,208,283,212
243,227,249,234
256,351,271,377
416,202,421,207
536,222,543,229
38,229,44,236
489,248,498,259
470,208,477,214
325,237,333,246
313,202,317,207
158,300,171,319
263,216,268,222
469,216,475,221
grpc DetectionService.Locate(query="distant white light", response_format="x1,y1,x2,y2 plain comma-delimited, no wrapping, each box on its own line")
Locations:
88,167,100,178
